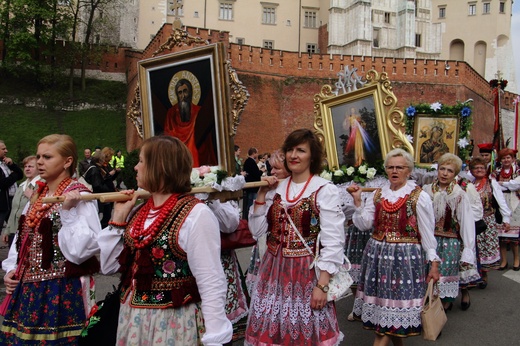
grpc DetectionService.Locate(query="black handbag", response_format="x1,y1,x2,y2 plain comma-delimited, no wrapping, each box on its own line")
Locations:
475,219,488,235
79,286,121,346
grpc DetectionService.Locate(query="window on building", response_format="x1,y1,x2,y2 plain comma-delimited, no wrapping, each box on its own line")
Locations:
219,2,233,20
469,3,476,15
439,7,446,18
95,34,100,44
263,6,276,24
384,12,390,24
500,1,506,13
415,33,421,47
263,40,274,49
304,11,317,28
373,29,380,48
236,38,244,45
307,44,317,54
483,2,491,14
194,11,199,18
415,0,418,16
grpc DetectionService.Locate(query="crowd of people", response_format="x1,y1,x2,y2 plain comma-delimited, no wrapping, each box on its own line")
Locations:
0,132,516,345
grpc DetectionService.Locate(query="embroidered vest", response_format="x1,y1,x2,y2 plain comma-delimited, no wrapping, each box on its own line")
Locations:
17,181,99,283
372,186,422,243
478,181,495,217
119,195,202,309
266,191,321,257
433,204,460,239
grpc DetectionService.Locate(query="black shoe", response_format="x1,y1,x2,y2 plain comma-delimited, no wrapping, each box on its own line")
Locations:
478,281,488,289
460,291,471,311
443,302,453,311
514,266,520,271
498,263,508,271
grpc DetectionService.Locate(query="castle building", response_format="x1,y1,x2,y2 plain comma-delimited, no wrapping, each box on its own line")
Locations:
107,0,516,91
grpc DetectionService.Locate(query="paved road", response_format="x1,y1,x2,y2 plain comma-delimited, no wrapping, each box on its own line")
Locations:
1,245,519,345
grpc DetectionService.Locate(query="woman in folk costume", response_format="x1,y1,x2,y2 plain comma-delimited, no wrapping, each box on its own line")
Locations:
207,198,250,340
423,153,478,311
348,148,440,346
98,135,232,345
492,148,520,271
1,134,101,345
245,149,290,295
469,157,511,288
245,129,346,345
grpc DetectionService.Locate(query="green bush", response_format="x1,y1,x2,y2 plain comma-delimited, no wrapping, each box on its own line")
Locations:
0,105,126,165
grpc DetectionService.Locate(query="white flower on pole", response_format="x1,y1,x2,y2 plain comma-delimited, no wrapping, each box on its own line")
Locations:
430,102,442,111
458,137,469,148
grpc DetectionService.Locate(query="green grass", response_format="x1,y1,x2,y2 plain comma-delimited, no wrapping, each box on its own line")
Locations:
0,105,127,164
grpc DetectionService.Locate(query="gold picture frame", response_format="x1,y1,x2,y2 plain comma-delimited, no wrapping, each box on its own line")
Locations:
413,115,460,167
138,43,234,171
314,70,412,169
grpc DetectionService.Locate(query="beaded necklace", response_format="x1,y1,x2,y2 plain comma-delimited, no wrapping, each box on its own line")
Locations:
474,177,487,192
130,193,180,249
25,177,72,229
381,196,407,213
500,166,513,180
285,175,313,203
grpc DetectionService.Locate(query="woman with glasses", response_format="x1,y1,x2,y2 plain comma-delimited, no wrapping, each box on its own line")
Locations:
348,148,440,345
469,157,511,288
423,153,478,311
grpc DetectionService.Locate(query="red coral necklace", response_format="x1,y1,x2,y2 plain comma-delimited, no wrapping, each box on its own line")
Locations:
500,167,513,180
285,175,313,203
26,178,72,229
474,177,487,192
381,196,407,213
130,193,180,249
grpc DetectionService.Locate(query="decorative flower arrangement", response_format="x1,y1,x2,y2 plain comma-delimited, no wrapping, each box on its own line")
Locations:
404,101,473,163
190,166,228,187
320,163,384,185
489,78,508,90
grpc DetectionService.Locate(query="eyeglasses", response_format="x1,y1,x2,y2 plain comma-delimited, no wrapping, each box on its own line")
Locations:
385,165,407,172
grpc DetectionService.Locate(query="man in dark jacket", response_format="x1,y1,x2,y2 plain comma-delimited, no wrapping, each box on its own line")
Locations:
242,147,262,220
0,141,23,230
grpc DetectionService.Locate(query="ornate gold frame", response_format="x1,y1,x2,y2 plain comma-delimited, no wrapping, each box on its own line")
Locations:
126,28,249,173
314,70,412,169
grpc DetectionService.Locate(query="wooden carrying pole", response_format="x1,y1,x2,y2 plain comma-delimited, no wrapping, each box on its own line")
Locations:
41,181,376,204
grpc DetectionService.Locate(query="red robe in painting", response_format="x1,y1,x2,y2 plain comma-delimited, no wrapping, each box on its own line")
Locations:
164,103,201,167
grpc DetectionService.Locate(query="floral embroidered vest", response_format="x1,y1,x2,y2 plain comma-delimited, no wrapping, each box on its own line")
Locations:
372,186,422,243
477,181,495,217
266,191,321,258
17,181,99,283
119,195,202,309
433,204,460,239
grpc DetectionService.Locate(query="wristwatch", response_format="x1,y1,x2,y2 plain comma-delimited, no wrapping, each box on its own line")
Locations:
316,283,329,293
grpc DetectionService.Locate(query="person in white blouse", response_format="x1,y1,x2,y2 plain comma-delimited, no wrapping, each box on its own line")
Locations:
98,135,232,346
245,129,346,345
0,134,101,344
492,148,520,271
1,155,40,246
423,153,478,311
469,157,511,289
348,148,440,345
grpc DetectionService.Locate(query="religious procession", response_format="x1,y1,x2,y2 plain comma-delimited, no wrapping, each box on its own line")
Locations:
0,1,520,346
